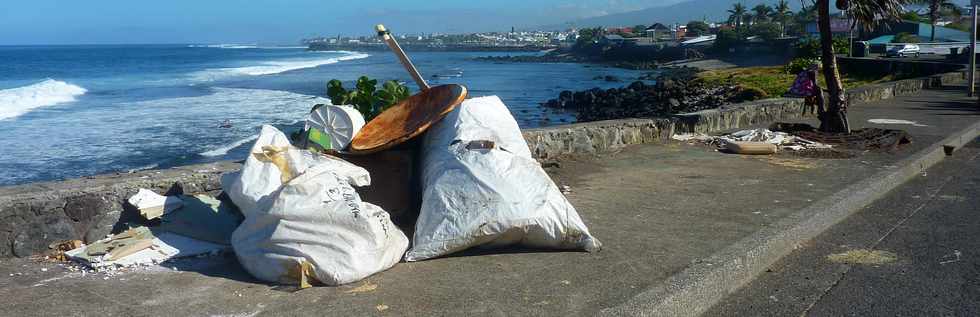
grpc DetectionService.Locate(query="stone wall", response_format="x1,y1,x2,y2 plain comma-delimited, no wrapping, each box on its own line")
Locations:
0,70,967,258
0,162,239,257
523,118,675,159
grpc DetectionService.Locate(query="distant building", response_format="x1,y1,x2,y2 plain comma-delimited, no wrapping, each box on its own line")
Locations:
630,37,656,45
681,35,717,47
601,34,627,45
645,23,671,40
804,17,854,37
867,21,969,43
605,27,634,35
673,25,688,40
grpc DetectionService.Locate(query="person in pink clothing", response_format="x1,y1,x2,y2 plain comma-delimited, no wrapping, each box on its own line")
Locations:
787,63,824,116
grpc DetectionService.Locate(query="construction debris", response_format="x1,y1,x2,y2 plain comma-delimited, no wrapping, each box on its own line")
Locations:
868,118,928,127
66,227,227,270
158,194,243,245
770,122,912,151
672,128,832,153
723,142,778,155
35,240,84,262
128,188,183,220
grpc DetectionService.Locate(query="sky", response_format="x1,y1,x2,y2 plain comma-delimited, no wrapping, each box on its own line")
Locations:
0,0,688,45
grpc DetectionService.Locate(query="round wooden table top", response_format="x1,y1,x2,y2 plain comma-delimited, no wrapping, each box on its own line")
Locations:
349,84,467,154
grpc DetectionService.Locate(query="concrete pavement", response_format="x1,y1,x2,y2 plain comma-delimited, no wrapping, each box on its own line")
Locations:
0,84,977,316
705,139,980,316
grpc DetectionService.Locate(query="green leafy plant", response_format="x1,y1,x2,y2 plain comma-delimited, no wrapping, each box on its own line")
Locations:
783,57,822,74
794,36,849,58
326,76,410,121
892,32,920,43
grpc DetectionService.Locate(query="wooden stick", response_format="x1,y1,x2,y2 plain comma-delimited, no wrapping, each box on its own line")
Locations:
376,24,430,90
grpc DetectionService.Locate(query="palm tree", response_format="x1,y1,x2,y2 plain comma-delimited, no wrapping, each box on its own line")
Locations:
913,0,962,42
753,4,774,24
793,5,819,35
815,0,908,133
728,3,748,28
772,0,793,36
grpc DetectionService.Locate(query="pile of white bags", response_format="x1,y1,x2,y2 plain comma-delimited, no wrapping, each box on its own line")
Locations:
222,125,408,286
405,96,602,261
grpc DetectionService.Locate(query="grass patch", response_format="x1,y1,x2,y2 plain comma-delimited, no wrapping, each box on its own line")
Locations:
697,66,895,98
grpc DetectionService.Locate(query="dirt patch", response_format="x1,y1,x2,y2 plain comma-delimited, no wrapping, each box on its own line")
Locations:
763,157,820,170
827,249,898,265
781,148,859,159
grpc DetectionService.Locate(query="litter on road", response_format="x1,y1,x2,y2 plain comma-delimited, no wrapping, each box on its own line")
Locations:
868,118,929,127
673,128,832,153
406,96,602,262
300,104,365,151
158,194,243,245
225,125,408,286
128,188,183,220
66,227,227,269
44,25,603,290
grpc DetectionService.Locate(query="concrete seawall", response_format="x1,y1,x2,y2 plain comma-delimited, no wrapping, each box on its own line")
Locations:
0,70,967,258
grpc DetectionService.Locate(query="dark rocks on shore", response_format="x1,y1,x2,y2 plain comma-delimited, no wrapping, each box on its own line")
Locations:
474,54,586,63
593,75,621,82
610,61,660,70
542,71,765,122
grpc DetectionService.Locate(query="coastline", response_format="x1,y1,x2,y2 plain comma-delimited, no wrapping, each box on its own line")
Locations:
306,42,554,52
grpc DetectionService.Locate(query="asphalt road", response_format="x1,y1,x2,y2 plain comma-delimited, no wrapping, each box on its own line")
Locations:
705,138,980,317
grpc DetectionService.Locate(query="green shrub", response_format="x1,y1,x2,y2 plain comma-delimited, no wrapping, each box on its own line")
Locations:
326,76,410,121
892,32,919,43
750,22,782,42
794,36,849,58
714,29,745,51
687,21,711,36
783,58,821,74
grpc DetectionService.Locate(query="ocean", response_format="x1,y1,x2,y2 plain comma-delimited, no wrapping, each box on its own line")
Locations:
0,45,648,186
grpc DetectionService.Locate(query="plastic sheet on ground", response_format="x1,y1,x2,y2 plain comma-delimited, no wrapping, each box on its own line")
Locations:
673,128,832,151
406,96,601,262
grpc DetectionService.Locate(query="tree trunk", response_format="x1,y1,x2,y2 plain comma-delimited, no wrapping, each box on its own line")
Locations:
817,0,850,133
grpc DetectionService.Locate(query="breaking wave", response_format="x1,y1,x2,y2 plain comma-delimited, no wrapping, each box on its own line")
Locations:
191,52,369,80
0,79,87,121
186,44,310,49
200,135,259,157
187,44,258,49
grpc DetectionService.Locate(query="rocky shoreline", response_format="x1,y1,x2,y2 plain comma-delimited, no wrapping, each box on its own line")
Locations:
474,53,587,64
474,54,662,70
542,68,767,122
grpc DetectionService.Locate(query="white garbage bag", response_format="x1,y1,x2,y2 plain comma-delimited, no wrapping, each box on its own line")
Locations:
222,125,408,285
406,96,602,262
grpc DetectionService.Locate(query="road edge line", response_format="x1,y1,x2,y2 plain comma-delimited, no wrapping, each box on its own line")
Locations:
601,120,980,317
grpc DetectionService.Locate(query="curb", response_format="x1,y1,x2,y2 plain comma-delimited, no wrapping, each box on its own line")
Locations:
600,120,980,317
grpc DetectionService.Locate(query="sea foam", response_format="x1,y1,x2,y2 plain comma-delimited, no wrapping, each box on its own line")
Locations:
200,135,259,157
187,44,258,49
191,52,370,80
0,79,87,120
